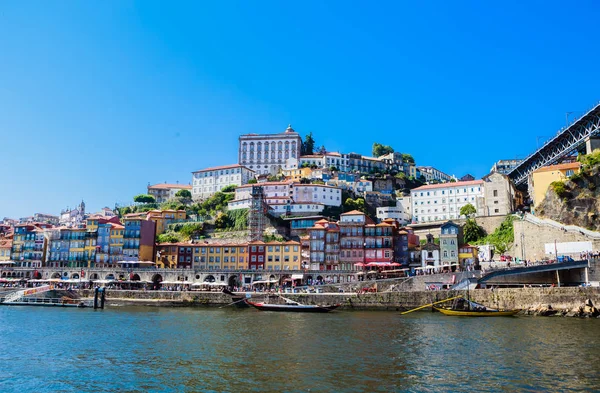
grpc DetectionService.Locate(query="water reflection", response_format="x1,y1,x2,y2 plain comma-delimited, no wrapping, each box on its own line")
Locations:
0,307,599,392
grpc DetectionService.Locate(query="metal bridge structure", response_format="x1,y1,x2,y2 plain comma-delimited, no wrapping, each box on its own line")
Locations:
507,102,600,188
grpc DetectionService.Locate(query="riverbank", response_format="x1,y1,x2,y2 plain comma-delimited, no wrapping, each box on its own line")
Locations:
77,287,600,317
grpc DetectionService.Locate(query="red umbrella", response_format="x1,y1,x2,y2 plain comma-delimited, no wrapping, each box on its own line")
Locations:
353,263,366,267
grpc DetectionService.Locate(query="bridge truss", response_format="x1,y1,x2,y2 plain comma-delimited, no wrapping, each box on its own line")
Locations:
508,102,600,188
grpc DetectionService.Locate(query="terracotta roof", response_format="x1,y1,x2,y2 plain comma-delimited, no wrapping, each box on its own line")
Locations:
412,180,484,191
148,184,192,190
533,162,581,173
192,164,253,173
237,181,293,187
341,210,365,215
110,223,124,229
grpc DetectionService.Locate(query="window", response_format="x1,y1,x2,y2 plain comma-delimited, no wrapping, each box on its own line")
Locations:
493,190,498,197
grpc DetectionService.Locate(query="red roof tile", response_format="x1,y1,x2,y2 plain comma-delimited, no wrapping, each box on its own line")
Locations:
148,184,192,190
412,180,484,191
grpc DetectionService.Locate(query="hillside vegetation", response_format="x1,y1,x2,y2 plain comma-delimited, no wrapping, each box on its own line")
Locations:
536,150,600,231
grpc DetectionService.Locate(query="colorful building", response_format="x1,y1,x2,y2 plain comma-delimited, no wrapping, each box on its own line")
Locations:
264,241,301,270
190,243,248,270
440,221,459,267
156,243,179,269
109,223,124,265
459,244,478,268
0,237,12,261
531,162,581,211
146,209,187,235
123,214,156,261
11,224,48,268
148,183,192,203
364,222,394,266
248,241,266,270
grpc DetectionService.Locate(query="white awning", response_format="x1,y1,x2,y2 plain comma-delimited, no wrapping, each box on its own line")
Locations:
291,274,304,279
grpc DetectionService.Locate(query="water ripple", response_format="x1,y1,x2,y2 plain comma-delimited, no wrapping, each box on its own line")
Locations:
0,307,599,392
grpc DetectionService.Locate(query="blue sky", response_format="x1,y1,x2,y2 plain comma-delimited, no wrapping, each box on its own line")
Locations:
1,1,599,218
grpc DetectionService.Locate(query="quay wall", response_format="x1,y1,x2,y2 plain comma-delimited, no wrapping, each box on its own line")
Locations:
79,287,600,312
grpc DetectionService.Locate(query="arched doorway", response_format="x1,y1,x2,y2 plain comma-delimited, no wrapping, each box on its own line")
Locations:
130,274,141,281
32,271,42,279
204,275,215,283
228,275,238,289
105,274,115,280
71,273,80,279
89,273,99,280
51,272,61,279
151,274,163,290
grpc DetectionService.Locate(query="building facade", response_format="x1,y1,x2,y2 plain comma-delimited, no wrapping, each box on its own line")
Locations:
228,181,342,216
417,166,453,183
490,159,522,175
147,183,192,203
482,172,516,216
192,164,255,200
239,125,302,175
146,209,187,235
11,224,47,268
376,196,411,224
411,180,485,223
122,214,156,261
439,221,459,266
531,162,581,211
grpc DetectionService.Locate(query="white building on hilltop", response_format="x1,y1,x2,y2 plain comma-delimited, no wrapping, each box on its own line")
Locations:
376,196,411,224
239,125,302,175
192,164,255,200
148,183,192,203
411,180,485,223
228,182,342,216
59,200,86,227
417,166,453,183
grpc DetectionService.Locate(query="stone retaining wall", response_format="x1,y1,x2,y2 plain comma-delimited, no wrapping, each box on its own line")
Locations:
80,287,600,312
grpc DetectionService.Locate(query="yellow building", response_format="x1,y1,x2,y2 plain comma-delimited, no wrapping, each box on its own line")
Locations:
68,228,87,268
156,243,179,268
146,209,187,235
109,223,124,264
282,167,313,182
458,244,478,268
265,241,301,270
193,243,248,270
531,162,581,210
0,237,12,261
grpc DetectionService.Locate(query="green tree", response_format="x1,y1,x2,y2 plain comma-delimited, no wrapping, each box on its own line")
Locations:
157,232,182,243
460,203,477,218
221,185,237,193
133,194,156,204
401,153,415,165
463,219,485,243
302,132,315,155
175,189,192,199
449,178,456,183
247,178,258,184
477,215,515,255
317,145,327,155
214,212,229,229
372,143,394,157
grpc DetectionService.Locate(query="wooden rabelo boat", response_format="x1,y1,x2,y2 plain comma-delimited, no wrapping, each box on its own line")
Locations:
222,288,250,308
434,297,519,317
245,295,340,313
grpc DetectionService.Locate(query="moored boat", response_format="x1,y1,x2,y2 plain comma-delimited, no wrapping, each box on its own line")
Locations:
434,297,519,317
245,296,340,313
222,288,250,308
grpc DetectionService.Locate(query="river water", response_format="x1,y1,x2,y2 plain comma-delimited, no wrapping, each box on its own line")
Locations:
1,306,599,392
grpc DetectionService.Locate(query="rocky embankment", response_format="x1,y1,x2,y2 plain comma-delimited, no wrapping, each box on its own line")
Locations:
536,158,600,231
523,299,600,318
